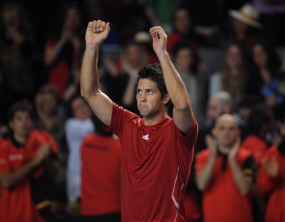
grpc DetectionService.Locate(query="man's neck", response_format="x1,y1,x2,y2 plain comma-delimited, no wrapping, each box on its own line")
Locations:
218,145,232,155
13,133,27,145
143,112,168,126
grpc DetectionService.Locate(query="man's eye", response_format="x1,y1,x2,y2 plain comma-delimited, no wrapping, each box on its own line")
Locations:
136,90,142,94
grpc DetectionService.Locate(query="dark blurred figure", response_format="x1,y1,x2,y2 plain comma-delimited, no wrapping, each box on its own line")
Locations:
34,84,68,203
247,38,285,120
253,0,285,47
166,7,207,74
44,2,85,99
257,112,285,222
227,3,262,50
0,2,35,125
80,115,121,222
242,104,275,165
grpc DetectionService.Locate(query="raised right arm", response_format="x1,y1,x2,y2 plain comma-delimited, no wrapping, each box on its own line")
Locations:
80,20,113,126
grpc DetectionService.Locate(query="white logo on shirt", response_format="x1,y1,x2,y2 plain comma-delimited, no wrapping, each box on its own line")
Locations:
142,134,149,140
9,154,23,161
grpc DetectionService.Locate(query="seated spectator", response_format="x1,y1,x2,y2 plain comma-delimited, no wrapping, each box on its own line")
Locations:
65,94,94,216
44,3,85,98
195,114,256,222
209,42,249,109
241,104,275,165
80,115,121,222
227,3,262,50
34,84,67,200
0,102,59,222
247,38,285,120
0,2,36,125
257,113,285,222
166,7,206,73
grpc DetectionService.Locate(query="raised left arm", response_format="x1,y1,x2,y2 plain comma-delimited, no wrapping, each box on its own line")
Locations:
149,26,195,134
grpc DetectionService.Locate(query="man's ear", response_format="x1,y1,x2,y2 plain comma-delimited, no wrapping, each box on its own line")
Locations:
280,124,285,136
9,121,14,130
163,94,170,105
211,128,216,137
224,104,232,114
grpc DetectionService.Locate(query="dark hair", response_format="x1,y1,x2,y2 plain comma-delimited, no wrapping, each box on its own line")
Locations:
247,104,274,136
91,114,113,137
250,38,281,77
8,101,33,121
172,40,197,73
37,84,61,106
66,93,86,118
137,63,172,111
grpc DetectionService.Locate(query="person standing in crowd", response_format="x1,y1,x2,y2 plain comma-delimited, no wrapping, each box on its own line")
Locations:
0,102,59,222
80,115,121,222
80,20,197,221
241,104,275,165
227,3,262,50
0,2,36,125
44,3,85,99
34,84,68,200
257,113,285,222
195,114,256,222
65,94,94,217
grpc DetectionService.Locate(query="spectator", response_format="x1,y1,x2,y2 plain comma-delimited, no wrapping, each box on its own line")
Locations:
195,91,233,154
257,113,285,222
172,41,202,123
242,104,275,165
227,3,262,50
34,84,68,200
247,38,285,120
209,42,249,109
103,41,148,115
145,0,182,33
0,2,35,125
0,102,59,222
166,7,206,73
44,3,85,99
80,115,121,222
65,94,94,216
195,114,256,222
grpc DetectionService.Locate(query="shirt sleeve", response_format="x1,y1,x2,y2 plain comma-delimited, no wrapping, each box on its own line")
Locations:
0,143,10,173
104,103,138,138
174,119,198,150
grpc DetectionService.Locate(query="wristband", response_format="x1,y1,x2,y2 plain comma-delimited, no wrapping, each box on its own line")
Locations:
129,76,137,84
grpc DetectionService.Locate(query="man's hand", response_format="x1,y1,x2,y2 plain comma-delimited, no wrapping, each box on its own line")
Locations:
228,137,240,161
205,135,217,157
262,156,279,178
32,142,51,167
85,20,110,48
149,26,167,56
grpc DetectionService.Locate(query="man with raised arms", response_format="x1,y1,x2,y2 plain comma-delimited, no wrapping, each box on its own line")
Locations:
80,20,198,221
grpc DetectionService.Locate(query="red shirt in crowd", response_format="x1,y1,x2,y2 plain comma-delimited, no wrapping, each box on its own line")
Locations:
257,144,285,222
195,148,256,222
0,130,58,222
242,135,268,165
80,133,121,216
104,103,198,222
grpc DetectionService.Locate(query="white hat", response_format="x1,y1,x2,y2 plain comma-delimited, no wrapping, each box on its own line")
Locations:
229,3,263,29
134,32,151,43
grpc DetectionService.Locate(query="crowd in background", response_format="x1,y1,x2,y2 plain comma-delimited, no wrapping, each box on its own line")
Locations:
0,0,285,221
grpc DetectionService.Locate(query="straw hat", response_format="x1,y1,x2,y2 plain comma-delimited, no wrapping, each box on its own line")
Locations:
229,3,263,29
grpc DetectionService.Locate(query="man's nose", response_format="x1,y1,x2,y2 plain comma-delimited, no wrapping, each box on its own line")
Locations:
140,92,146,102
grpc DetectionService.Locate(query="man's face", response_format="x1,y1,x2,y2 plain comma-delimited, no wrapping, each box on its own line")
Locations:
136,78,169,119
213,116,240,148
71,97,92,121
207,98,223,120
9,111,33,139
